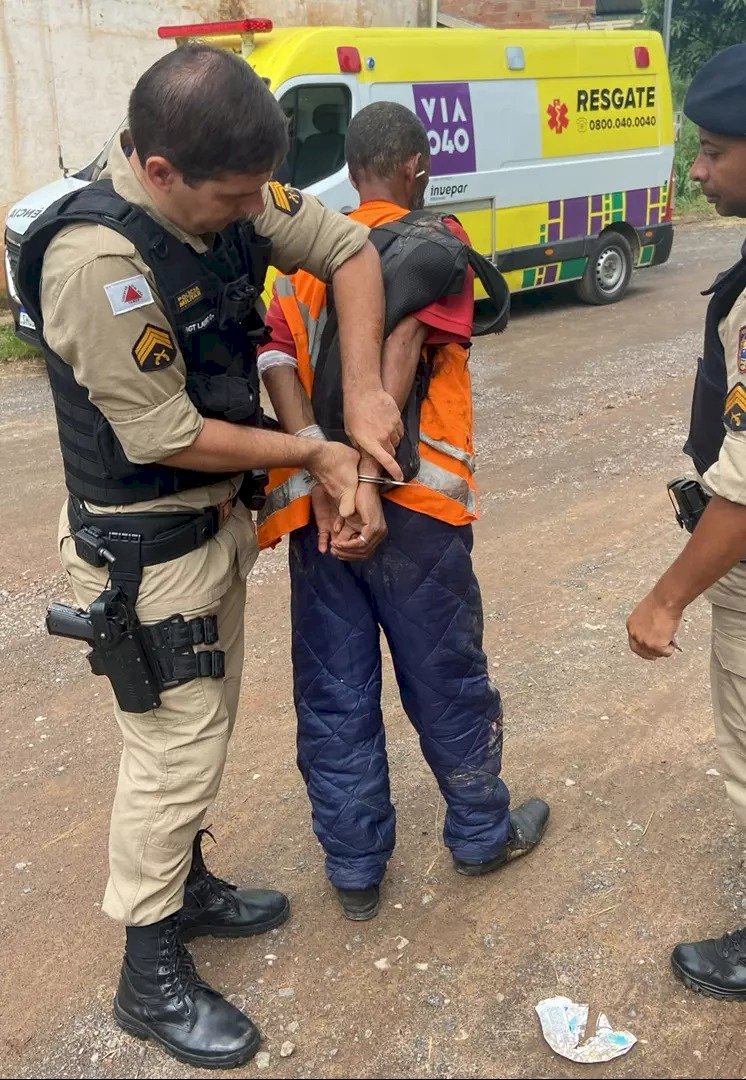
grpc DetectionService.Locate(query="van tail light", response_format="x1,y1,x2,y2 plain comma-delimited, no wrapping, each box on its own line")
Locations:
337,46,362,73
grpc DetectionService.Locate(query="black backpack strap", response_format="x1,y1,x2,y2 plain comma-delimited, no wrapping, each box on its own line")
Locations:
467,248,510,336
311,209,509,477
402,209,510,336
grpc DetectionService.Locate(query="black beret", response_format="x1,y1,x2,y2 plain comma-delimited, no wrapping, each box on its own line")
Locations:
684,44,746,137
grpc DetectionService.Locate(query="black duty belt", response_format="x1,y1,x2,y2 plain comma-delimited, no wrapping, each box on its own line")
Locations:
67,495,227,568
66,493,237,609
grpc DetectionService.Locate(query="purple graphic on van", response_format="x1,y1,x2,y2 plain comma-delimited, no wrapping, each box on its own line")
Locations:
413,82,476,177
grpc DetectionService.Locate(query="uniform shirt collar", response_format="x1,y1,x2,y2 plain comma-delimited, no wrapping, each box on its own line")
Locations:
104,133,210,254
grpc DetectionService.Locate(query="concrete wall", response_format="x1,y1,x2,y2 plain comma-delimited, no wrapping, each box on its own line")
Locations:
0,0,428,226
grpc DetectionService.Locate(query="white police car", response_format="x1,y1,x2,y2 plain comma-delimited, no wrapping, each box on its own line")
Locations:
3,134,115,344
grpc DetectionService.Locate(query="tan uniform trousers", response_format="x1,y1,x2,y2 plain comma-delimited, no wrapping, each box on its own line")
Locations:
708,563,746,832
59,500,257,926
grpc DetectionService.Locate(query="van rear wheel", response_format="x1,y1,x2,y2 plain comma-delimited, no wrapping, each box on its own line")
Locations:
575,232,633,305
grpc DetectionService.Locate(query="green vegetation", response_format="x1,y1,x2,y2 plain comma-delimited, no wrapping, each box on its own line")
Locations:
644,2,745,217
673,108,713,217
645,0,746,80
667,71,711,219
0,323,41,362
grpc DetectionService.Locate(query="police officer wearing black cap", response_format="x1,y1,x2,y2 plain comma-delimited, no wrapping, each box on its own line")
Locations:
627,44,746,1000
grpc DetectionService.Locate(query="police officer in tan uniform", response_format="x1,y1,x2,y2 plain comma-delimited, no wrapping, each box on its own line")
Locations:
628,45,746,1001
17,43,403,1068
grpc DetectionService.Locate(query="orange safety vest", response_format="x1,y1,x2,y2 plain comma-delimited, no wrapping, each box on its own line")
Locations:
258,200,478,549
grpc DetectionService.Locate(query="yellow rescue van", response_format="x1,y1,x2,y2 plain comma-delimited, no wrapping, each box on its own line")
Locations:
4,20,675,340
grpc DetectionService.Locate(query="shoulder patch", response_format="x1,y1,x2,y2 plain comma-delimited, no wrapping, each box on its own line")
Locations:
268,181,303,217
132,324,177,373
724,382,746,430
738,326,746,374
105,274,154,316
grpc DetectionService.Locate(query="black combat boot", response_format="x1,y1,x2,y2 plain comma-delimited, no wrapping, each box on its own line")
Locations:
180,829,290,941
453,797,550,876
671,926,746,999
113,913,260,1068
335,885,380,921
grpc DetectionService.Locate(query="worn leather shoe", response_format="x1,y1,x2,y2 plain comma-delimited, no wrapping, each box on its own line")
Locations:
671,926,746,999
336,885,380,921
453,797,550,876
113,914,260,1069
181,829,290,941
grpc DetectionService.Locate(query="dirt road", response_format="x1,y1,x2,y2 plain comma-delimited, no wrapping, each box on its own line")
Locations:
1,222,745,1079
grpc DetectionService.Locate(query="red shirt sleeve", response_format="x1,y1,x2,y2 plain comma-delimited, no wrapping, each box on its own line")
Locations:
258,282,297,360
412,218,475,346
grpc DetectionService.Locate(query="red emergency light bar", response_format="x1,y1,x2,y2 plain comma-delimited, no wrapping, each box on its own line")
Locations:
158,19,273,39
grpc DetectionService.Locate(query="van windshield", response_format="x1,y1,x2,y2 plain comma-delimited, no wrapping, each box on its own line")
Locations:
275,84,352,188
68,84,354,191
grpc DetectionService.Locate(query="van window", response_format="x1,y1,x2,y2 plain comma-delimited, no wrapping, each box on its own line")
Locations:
276,85,351,188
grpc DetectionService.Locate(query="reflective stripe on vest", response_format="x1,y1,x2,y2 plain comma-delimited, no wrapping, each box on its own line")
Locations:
258,447,476,548
417,456,477,515
258,469,314,549
262,469,314,518
257,369,477,547
274,276,329,371
420,433,476,473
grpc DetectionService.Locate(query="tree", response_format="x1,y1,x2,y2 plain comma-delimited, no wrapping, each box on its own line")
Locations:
645,0,746,79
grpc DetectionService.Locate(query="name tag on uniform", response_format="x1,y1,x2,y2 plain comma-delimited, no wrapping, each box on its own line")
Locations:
104,274,154,316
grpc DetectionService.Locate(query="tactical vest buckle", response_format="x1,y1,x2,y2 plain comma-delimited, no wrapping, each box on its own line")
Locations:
218,274,256,327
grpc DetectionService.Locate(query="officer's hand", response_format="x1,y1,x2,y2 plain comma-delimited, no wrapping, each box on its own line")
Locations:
344,388,405,483
310,485,338,554
626,590,682,660
331,483,388,561
306,441,359,519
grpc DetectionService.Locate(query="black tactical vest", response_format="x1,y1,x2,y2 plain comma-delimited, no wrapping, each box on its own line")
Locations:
685,240,746,477
17,180,271,505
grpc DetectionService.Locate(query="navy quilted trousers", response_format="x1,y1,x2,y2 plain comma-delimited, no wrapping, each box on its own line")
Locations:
289,500,511,890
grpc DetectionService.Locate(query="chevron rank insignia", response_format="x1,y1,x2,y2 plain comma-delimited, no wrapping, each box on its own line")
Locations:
268,181,303,217
724,383,746,430
132,324,177,372
739,326,746,374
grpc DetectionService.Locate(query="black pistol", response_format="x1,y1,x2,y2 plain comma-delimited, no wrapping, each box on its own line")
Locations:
46,590,161,713
46,603,97,643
